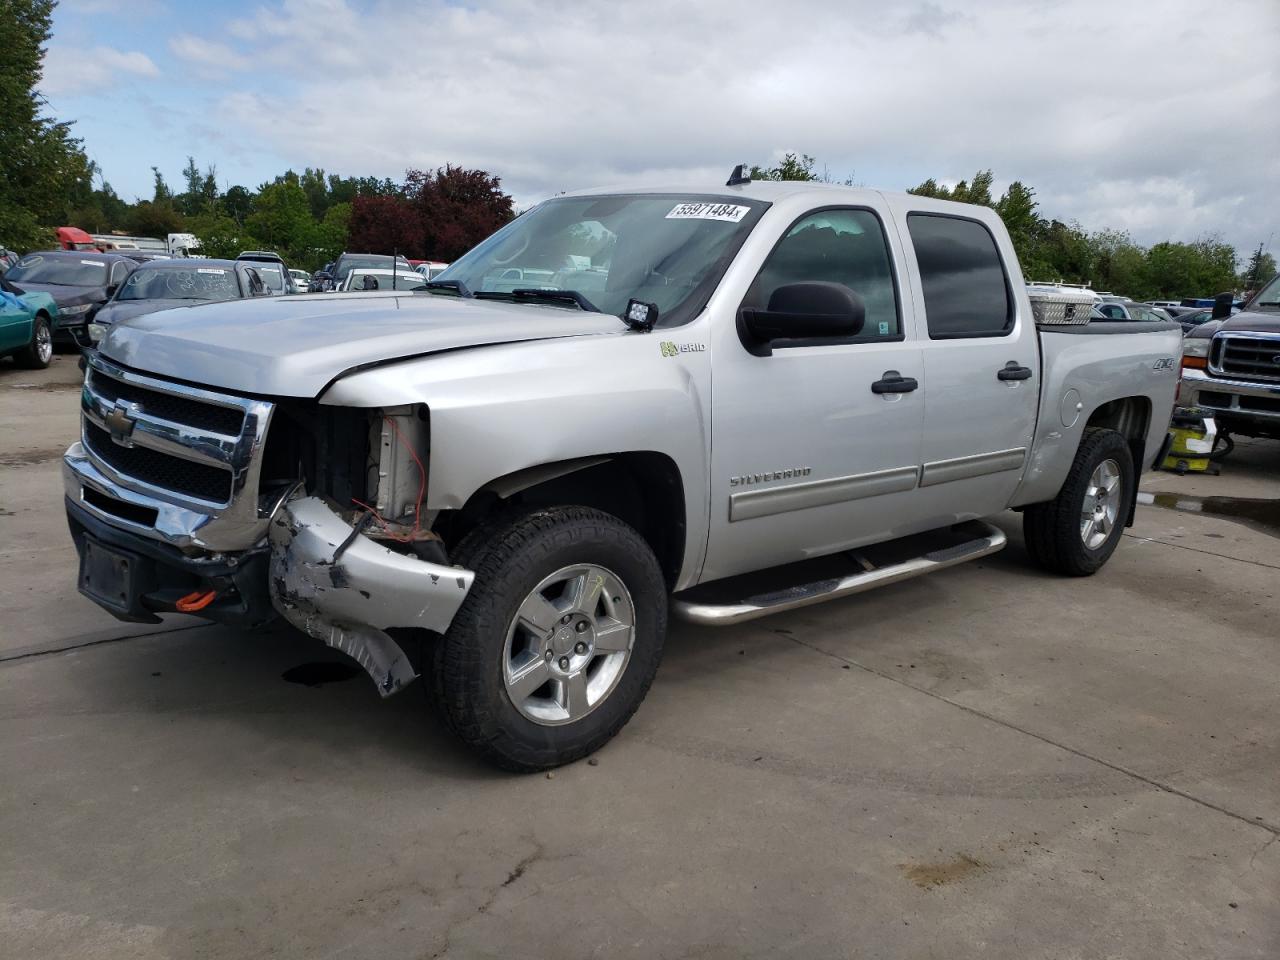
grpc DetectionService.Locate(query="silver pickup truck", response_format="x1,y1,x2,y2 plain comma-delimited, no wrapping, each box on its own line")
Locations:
63,178,1181,770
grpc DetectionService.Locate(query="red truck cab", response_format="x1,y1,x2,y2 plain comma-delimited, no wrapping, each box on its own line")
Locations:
56,227,98,251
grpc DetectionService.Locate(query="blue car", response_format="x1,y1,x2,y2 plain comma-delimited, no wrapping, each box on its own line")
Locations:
0,275,59,368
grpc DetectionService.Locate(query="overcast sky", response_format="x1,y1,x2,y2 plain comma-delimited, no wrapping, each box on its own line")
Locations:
42,0,1279,257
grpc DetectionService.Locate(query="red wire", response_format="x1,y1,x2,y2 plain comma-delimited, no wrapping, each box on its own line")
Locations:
351,415,427,543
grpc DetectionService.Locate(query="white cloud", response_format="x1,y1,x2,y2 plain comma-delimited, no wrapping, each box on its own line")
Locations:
56,0,1280,253
40,45,159,95
169,35,252,74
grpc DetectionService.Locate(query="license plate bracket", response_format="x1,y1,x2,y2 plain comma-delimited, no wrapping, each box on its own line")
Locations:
79,537,148,616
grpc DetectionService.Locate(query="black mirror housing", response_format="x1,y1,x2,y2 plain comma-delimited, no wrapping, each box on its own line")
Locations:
1211,291,1234,320
740,281,866,356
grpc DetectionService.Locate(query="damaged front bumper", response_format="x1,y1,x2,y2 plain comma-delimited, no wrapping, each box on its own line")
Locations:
269,496,475,696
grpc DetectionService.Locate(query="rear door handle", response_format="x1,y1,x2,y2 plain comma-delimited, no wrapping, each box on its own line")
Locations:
998,361,1033,381
871,371,919,394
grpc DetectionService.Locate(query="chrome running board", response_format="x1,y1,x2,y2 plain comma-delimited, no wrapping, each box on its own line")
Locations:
673,520,1007,626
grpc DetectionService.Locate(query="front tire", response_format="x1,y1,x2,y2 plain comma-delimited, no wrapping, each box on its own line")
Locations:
16,314,53,369
433,506,668,771
1023,428,1134,576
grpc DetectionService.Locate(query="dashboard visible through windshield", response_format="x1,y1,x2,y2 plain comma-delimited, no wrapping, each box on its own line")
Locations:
434,194,768,326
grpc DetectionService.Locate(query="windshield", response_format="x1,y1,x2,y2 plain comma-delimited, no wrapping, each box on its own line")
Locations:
117,265,242,302
434,194,766,325
1252,273,1280,307
7,255,106,286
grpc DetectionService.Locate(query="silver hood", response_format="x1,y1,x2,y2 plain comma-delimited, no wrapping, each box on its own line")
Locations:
99,291,627,397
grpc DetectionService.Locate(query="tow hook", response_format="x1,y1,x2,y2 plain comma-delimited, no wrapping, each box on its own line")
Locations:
176,589,218,612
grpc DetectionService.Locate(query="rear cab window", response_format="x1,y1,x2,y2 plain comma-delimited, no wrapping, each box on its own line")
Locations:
906,213,1013,339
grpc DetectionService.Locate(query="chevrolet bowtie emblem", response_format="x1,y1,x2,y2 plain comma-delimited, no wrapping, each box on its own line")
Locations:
105,402,137,447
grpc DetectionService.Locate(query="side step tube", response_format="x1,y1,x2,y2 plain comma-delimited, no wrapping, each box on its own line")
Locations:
673,521,1007,626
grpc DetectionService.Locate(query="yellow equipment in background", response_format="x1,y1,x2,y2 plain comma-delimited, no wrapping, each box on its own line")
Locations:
1161,410,1222,475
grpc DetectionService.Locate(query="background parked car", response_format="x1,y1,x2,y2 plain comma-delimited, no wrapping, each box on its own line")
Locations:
0,274,58,368
0,247,18,275
289,269,311,290
1094,301,1169,322
414,260,450,280
1173,307,1214,333
236,251,295,295
339,267,429,291
2,251,136,345
329,252,412,289
87,259,267,345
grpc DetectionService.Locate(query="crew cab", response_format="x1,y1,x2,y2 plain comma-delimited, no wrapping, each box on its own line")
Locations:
62,178,1181,770
1178,274,1280,439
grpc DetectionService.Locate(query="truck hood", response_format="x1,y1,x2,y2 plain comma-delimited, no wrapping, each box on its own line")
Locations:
99,292,626,397
1187,308,1280,341
1219,309,1280,334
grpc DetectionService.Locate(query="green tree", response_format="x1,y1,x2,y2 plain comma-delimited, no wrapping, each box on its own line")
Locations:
127,199,184,237
749,153,819,182
151,166,172,202
0,0,92,250
186,211,243,260
245,180,315,262
1240,244,1277,291
221,185,253,225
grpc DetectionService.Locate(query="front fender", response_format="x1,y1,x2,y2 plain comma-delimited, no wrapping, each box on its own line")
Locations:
321,333,712,590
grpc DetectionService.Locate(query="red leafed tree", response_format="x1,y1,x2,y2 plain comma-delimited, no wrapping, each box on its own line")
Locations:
406,165,515,261
346,194,424,258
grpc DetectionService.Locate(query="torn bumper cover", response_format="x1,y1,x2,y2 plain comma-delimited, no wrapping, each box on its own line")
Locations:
269,495,474,696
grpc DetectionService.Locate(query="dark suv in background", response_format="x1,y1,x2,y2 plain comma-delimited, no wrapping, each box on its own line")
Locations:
3,251,136,345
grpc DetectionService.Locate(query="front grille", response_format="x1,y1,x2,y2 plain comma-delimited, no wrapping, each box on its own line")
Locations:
89,370,245,435
1216,336,1280,382
84,420,233,504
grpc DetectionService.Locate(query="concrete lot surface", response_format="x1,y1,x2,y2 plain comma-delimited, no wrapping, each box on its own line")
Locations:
1,354,1277,959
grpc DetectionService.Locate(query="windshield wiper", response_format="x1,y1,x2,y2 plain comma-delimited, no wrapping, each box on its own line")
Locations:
422,279,472,298
509,288,601,312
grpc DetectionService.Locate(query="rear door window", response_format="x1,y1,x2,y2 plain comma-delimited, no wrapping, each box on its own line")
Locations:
907,214,1013,339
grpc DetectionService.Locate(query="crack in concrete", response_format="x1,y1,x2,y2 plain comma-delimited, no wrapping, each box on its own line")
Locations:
1122,532,1280,571
0,623,209,664
782,633,1280,839
428,842,545,959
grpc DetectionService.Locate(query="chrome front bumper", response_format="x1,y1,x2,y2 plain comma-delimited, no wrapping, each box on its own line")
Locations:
1180,368,1280,421
269,496,475,695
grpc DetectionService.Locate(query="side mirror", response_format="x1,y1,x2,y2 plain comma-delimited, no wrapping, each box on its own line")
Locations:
246,268,267,297
1211,292,1234,320
740,282,865,356
105,284,118,298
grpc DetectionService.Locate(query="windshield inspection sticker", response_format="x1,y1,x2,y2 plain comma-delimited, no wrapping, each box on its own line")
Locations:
80,259,102,266
665,202,751,223
197,268,226,274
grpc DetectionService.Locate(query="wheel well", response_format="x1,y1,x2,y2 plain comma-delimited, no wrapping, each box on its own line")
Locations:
1085,396,1152,527
1085,396,1152,469
443,453,687,589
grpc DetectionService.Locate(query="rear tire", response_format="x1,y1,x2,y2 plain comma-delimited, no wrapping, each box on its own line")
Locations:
16,314,52,369
1024,428,1134,576
433,506,667,771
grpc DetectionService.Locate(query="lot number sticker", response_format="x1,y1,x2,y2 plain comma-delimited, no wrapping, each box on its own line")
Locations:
665,202,751,223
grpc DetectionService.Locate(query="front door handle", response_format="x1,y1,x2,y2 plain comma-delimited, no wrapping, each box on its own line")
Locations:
871,371,919,394
998,361,1033,381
